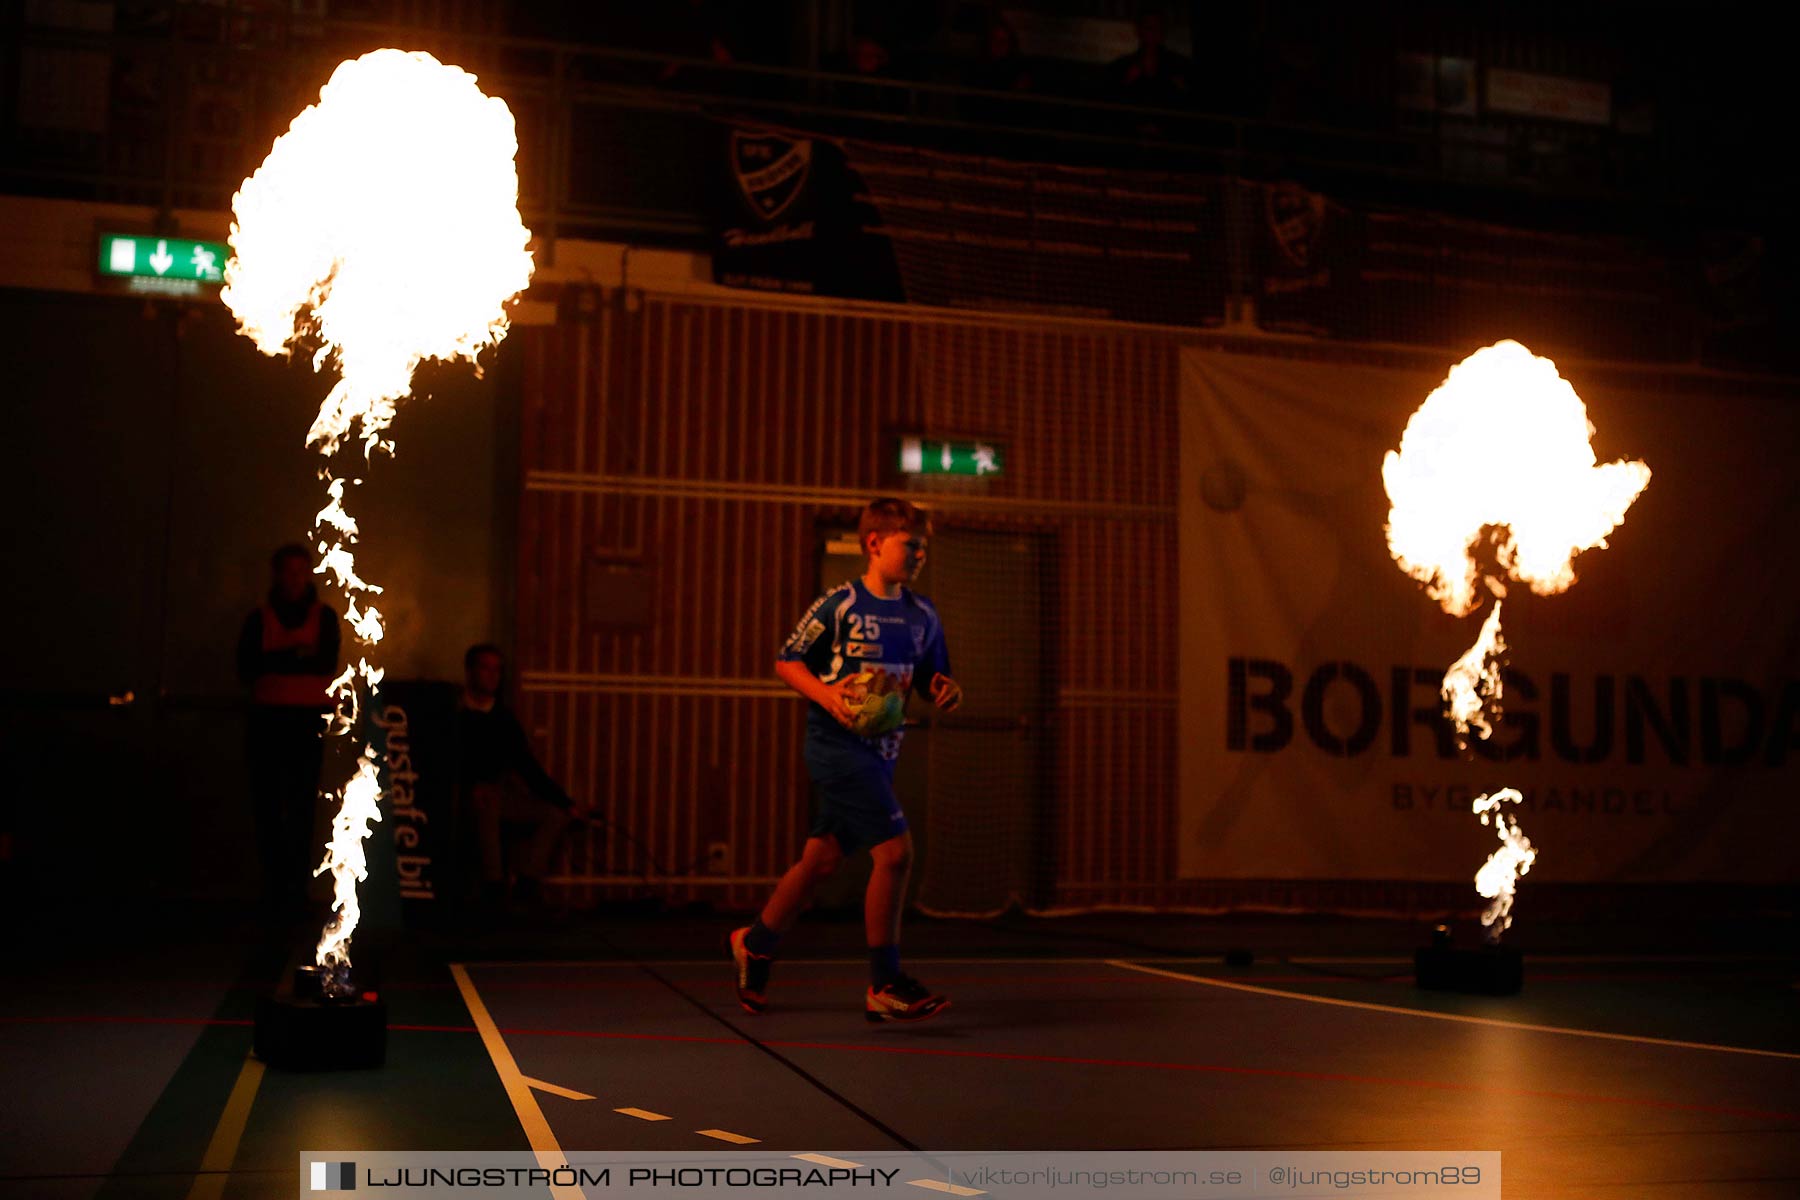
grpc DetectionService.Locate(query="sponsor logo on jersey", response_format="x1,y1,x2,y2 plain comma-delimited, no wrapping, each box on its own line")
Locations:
846,640,882,658
790,618,826,653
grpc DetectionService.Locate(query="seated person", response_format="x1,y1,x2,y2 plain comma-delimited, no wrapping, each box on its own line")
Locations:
455,643,582,910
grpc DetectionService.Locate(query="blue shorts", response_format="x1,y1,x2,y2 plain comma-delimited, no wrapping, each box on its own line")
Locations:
803,736,907,853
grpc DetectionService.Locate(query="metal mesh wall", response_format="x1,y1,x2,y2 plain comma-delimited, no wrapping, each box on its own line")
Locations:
515,291,1179,912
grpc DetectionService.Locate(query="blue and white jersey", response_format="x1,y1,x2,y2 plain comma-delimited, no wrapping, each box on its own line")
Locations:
779,578,952,761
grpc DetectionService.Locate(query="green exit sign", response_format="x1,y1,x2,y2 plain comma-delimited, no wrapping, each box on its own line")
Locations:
898,436,1003,477
97,234,228,291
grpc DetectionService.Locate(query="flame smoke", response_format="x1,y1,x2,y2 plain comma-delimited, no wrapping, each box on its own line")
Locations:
224,49,533,979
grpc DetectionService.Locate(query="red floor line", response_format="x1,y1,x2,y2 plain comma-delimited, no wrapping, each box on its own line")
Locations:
388,971,1782,989
0,1015,256,1028
8,1015,1793,1124
14,971,1782,995
484,1026,1798,1124
400,974,1415,989
0,1014,483,1034
388,1022,487,1033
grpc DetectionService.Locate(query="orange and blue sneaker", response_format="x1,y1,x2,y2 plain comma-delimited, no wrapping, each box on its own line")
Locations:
865,973,950,1023
729,927,773,1014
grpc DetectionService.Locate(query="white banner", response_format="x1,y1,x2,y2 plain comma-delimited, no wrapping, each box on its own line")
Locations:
1178,348,1800,882
1486,68,1611,126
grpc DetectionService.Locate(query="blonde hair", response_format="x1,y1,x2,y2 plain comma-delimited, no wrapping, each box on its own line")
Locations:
858,497,932,559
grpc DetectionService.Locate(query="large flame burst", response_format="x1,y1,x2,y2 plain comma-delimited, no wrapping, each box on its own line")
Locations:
224,49,533,979
1382,341,1649,938
1382,340,1650,620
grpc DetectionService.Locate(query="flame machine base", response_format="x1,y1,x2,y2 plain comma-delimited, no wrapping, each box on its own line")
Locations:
1414,928,1523,995
254,966,387,1071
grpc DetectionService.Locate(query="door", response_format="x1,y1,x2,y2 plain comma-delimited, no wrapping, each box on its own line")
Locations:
810,520,1054,915
908,526,1052,916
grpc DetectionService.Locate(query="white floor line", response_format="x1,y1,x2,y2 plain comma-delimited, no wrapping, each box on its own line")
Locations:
522,1076,596,1101
448,964,585,1200
1105,960,1800,1061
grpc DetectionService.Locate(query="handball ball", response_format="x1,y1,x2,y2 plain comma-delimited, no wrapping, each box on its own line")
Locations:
843,671,906,737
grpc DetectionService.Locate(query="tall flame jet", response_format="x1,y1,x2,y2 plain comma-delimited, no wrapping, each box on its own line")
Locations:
224,49,533,981
1382,341,1649,938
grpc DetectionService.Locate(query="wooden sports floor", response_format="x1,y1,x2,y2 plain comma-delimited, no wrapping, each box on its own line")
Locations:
3,908,1795,1199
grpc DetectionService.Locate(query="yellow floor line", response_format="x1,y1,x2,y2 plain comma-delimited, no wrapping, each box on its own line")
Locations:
1105,959,1800,1060
794,1153,865,1168
448,964,584,1200
615,1107,670,1121
522,1076,596,1101
697,1129,760,1144
183,1053,265,1200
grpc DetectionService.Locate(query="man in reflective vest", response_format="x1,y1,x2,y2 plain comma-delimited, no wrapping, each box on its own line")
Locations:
237,544,341,917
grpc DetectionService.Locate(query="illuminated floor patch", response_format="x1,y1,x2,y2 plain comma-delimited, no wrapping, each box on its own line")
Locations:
697,1129,759,1144
614,1108,670,1121
794,1154,864,1168
1106,960,1800,1060
907,1180,985,1196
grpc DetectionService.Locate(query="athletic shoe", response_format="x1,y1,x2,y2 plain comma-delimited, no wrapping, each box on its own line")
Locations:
729,927,773,1014
864,973,950,1023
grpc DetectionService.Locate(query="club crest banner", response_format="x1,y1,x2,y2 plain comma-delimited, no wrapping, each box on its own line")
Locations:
1177,347,1800,882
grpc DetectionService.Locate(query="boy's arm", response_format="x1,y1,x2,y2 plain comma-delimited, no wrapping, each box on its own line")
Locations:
775,584,857,728
775,660,855,728
920,613,962,711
